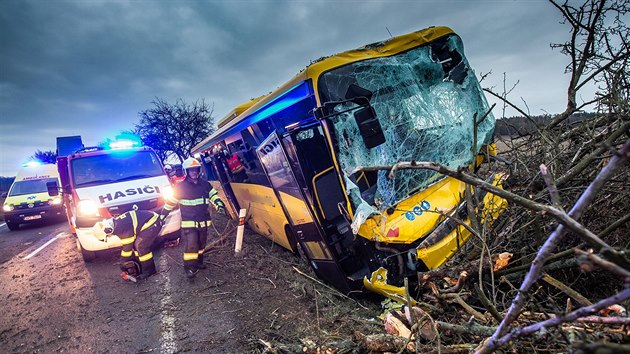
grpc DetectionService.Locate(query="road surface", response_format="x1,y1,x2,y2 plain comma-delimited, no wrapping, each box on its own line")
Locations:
0,217,250,353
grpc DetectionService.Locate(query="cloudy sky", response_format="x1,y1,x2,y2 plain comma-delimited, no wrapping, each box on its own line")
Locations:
1,0,585,177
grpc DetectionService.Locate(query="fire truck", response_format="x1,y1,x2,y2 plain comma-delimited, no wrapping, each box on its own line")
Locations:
48,136,181,261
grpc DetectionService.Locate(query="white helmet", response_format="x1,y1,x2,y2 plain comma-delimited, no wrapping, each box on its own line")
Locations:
92,219,114,240
182,157,202,171
164,164,173,172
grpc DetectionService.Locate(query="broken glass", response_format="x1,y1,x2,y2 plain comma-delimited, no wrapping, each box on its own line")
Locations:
318,34,495,228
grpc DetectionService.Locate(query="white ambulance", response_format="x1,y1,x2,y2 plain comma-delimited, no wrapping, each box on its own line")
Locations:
3,162,65,230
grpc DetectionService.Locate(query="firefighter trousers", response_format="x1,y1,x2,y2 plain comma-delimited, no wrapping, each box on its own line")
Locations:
120,225,159,276
182,226,209,271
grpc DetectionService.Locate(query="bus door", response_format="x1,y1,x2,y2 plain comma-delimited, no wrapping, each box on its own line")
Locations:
256,132,351,293
203,153,240,217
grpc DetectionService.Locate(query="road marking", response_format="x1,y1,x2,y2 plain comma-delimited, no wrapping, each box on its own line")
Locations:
158,254,177,352
0,222,6,229
23,232,67,260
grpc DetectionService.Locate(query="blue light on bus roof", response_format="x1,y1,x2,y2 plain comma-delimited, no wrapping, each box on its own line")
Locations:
244,81,311,126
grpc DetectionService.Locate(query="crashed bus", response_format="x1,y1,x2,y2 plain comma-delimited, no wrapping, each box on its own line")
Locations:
192,26,508,300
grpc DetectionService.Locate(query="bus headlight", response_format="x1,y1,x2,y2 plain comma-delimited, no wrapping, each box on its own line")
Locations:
162,185,174,201
3,204,13,212
50,197,62,205
78,199,99,216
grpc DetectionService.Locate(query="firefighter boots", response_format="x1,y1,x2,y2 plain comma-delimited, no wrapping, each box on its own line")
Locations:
185,267,198,279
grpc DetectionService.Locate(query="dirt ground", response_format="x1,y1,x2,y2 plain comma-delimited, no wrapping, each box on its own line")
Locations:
197,213,382,353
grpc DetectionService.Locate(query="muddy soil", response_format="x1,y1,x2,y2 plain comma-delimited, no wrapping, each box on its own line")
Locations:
183,213,382,352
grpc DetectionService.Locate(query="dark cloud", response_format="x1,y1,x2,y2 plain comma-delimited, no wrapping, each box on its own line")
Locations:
0,0,588,176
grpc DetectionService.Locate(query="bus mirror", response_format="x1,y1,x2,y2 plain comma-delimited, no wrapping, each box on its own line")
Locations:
345,84,373,104
354,106,386,149
46,181,59,197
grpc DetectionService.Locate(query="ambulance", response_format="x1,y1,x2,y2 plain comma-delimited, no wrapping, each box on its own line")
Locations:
48,136,181,262
3,162,65,231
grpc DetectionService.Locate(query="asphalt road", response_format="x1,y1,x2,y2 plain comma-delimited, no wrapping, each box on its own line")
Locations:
0,218,249,353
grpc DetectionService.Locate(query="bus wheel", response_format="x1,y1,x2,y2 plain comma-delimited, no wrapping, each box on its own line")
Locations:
76,238,96,262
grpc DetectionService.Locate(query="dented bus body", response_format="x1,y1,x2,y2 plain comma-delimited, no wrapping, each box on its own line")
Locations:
192,26,508,300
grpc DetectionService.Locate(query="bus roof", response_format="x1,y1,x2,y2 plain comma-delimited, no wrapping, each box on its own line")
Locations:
193,26,454,154
216,95,267,129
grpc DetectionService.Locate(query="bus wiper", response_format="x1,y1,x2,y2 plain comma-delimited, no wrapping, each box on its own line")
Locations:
115,174,155,182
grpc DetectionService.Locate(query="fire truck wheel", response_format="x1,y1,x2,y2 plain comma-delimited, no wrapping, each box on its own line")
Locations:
76,238,96,262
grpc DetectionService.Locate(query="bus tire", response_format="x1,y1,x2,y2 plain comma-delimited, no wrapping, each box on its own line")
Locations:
76,238,96,262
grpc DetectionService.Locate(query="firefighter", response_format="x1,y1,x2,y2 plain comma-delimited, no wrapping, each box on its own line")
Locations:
161,157,226,279
164,164,185,184
92,209,163,280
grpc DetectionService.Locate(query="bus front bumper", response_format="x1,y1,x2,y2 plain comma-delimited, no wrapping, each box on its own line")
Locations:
363,173,508,302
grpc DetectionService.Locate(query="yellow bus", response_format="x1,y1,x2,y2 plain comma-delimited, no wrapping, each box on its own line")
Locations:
193,26,508,300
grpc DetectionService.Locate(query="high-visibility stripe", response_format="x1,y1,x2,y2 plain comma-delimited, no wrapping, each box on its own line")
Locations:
179,198,206,206
134,250,139,257
121,250,133,257
180,220,212,228
141,213,159,232
183,252,198,260
164,202,176,211
120,236,136,245
139,252,153,262
130,211,138,236
181,220,197,228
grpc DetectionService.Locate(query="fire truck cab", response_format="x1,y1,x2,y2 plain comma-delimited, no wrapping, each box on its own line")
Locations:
48,136,181,261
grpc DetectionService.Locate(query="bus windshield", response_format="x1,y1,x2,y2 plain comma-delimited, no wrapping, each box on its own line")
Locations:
9,178,58,196
71,150,164,187
318,34,495,211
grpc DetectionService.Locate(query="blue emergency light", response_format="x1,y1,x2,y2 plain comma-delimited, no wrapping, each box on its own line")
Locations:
22,160,42,167
108,134,142,150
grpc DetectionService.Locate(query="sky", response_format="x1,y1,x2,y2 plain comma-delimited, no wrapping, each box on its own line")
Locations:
0,0,588,177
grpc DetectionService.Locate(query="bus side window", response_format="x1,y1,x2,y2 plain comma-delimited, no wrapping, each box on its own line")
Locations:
202,156,218,181
240,128,258,170
295,127,330,178
251,118,275,143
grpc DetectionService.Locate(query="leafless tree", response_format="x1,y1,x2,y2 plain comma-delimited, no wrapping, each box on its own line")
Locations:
135,98,216,164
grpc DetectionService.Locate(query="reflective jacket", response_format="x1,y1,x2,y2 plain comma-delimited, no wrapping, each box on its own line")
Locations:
163,177,224,228
226,154,245,173
112,210,160,253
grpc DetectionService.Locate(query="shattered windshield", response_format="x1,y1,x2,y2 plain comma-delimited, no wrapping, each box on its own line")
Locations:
318,34,495,213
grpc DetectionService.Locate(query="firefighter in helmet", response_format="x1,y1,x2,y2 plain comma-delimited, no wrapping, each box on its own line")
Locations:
93,209,163,281
161,157,226,279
